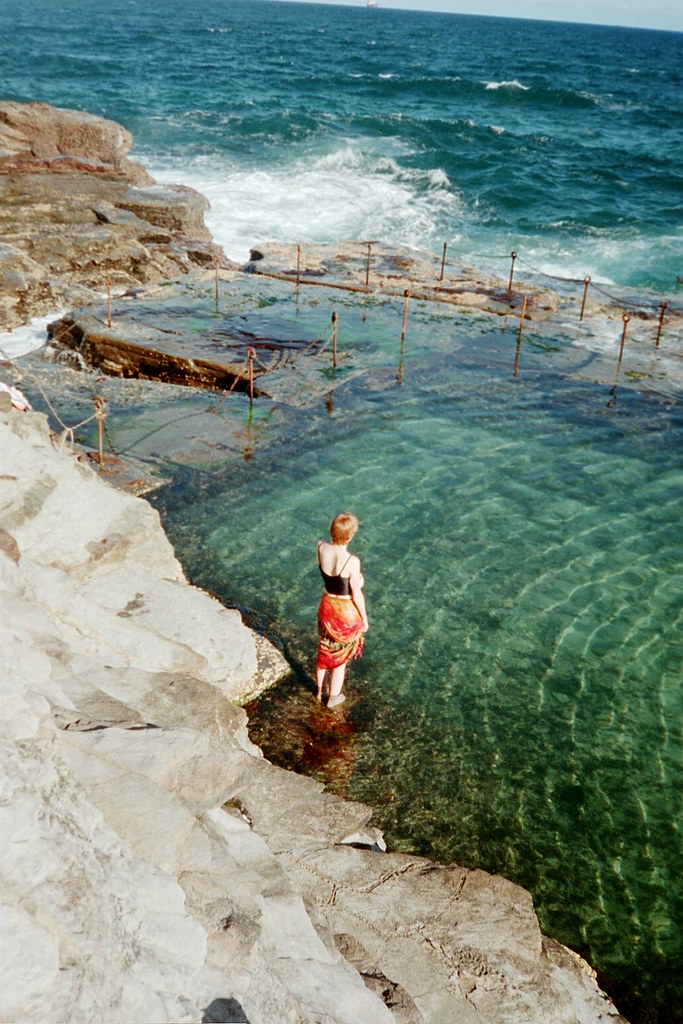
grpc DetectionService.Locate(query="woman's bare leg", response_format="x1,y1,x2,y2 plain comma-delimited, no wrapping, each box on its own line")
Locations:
315,667,328,700
327,664,347,705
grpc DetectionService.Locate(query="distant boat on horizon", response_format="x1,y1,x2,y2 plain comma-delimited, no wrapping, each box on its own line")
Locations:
366,0,378,8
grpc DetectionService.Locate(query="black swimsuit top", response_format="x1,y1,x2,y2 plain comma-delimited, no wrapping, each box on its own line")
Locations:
318,547,353,596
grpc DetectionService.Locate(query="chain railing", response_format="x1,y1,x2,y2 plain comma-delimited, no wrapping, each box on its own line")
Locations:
2,239,679,473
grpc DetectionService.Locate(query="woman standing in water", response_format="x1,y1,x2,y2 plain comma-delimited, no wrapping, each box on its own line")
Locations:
316,513,368,708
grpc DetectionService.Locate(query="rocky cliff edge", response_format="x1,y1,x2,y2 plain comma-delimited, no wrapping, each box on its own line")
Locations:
0,100,229,332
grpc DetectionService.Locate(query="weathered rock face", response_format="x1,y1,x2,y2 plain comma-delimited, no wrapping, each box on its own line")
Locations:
0,400,628,1024
0,102,228,332
0,100,152,183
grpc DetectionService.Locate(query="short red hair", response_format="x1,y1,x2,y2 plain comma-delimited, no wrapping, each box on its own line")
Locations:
330,513,359,545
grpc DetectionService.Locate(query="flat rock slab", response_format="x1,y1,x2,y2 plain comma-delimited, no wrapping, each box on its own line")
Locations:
45,274,327,394
246,240,562,320
49,310,257,393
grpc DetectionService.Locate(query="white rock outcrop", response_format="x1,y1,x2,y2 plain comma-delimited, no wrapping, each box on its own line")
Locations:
0,400,628,1024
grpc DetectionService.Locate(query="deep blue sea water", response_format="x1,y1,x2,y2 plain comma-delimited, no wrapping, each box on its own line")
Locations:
2,0,682,289
2,2,682,1021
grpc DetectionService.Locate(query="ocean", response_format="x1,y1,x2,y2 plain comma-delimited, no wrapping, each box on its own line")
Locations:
3,0,682,289
2,1,682,1021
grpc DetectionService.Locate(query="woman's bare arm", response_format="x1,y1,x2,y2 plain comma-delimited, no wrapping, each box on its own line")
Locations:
349,558,369,630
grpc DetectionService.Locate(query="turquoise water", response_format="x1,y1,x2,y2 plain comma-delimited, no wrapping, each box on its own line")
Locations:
150,281,683,1023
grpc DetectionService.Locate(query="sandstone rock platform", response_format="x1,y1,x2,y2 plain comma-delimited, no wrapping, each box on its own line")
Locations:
1,100,631,1024
0,100,233,333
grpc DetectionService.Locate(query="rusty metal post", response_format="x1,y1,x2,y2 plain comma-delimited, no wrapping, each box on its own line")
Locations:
331,311,338,369
513,337,522,380
400,289,411,345
618,314,630,365
508,251,517,294
439,242,447,282
397,289,411,385
517,293,528,342
365,242,372,288
247,347,255,409
106,279,112,328
655,301,668,348
579,276,591,322
296,245,301,287
95,396,105,469
512,293,528,380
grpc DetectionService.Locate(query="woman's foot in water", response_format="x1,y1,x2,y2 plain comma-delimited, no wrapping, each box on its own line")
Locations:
315,670,329,702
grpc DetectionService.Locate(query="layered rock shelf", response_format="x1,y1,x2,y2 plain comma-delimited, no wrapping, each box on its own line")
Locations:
48,313,260,395
0,100,229,333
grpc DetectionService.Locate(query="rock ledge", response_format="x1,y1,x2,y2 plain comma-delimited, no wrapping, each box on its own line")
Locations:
0,100,231,332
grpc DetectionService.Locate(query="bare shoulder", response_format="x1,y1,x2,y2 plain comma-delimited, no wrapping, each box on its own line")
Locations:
347,553,362,576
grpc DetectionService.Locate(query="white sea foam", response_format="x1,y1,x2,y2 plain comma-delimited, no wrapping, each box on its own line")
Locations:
145,141,680,297
148,144,461,263
508,226,683,299
427,168,451,188
0,312,63,361
484,79,530,91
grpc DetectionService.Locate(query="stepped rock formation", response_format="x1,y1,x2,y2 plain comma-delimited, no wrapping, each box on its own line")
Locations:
0,399,628,1023
0,100,229,332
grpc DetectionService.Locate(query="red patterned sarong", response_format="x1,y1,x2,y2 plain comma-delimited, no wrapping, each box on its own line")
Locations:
317,592,365,670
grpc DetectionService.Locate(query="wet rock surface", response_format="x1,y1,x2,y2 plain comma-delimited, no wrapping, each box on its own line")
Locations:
244,240,562,320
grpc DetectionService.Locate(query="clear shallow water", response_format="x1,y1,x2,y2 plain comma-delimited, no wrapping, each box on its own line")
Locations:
149,281,683,1023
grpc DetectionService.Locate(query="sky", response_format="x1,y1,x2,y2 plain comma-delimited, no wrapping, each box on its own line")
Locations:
278,0,683,32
